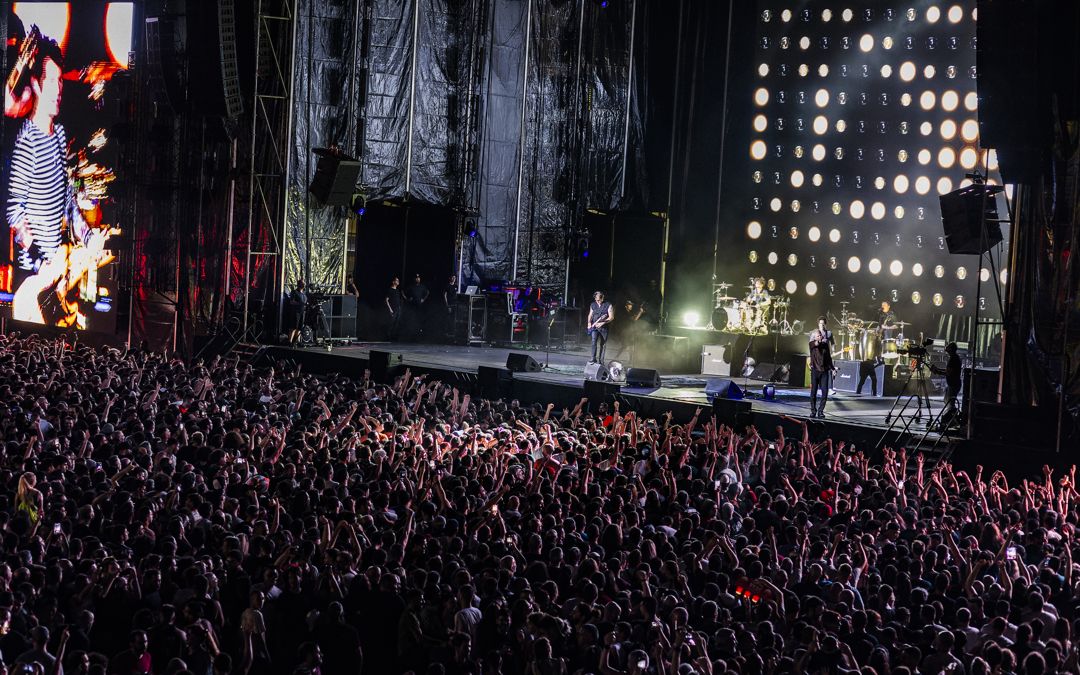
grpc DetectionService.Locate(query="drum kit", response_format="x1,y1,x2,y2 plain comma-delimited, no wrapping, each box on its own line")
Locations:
709,280,802,336
831,302,912,361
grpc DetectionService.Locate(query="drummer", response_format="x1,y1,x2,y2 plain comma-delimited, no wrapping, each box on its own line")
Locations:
877,300,899,339
747,277,771,308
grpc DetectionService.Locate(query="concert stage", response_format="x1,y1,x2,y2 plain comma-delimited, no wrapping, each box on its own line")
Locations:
254,341,954,455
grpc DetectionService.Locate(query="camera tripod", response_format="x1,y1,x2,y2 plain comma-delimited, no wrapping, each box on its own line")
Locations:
876,352,934,448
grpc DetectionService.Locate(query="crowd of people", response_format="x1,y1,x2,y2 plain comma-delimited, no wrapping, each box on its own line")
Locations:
0,331,1074,675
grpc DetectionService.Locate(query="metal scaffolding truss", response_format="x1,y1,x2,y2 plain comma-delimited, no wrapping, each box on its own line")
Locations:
233,0,298,340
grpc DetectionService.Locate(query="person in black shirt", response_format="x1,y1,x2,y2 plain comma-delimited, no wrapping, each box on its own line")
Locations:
287,281,308,346
877,301,898,339
405,274,430,341
587,291,614,364
442,274,458,341
385,277,402,340
808,316,835,418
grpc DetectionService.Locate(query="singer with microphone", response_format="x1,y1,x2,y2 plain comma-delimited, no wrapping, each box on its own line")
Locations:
808,315,835,418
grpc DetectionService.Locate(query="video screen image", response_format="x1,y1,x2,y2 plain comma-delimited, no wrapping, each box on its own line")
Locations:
2,2,133,331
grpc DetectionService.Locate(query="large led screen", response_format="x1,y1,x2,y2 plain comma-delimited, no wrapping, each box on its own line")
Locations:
725,2,1007,336
2,2,133,331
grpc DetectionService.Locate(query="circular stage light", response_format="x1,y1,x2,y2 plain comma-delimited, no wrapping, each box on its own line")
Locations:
789,227,799,239
754,88,770,106
874,176,886,190
961,119,979,142
1001,269,1008,285
748,250,758,263
938,147,957,169
960,147,978,169
948,4,964,23
941,90,959,112
898,149,909,163
799,36,810,50
859,34,874,52
847,256,862,273
750,140,767,159
835,119,847,133
808,226,822,242
868,258,882,275
964,92,978,111
798,63,810,77
924,65,937,79
785,280,798,294
882,36,894,50
787,254,798,266
912,263,924,277
815,89,830,107
911,291,922,304
753,115,768,132
915,176,932,195
790,170,805,188
980,268,991,282
806,281,818,296
988,149,1000,171
871,202,886,220
941,119,958,140
927,6,941,23
934,265,945,278
850,200,865,219
880,64,893,78
758,63,769,77
781,9,792,22
767,251,779,265
893,175,910,193
918,149,932,165
956,266,968,280
747,221,762,239
813,116,829,135
812,144,826,161
769,197,782,212
900,61,916,82
812,173,823,186
682,311,701,327
831,202,842,215
920,91,936,110
933,293,944,307
829,228,842,243
842,8,853,22
920,122,933,136
894,206,905,219
890,260,904,276
821,9,833,22
937,177,954,195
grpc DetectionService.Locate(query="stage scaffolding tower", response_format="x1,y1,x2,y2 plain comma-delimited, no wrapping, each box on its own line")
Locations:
232,0,298,341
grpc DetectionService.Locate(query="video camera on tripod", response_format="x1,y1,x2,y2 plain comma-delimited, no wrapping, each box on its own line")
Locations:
897,338,935,359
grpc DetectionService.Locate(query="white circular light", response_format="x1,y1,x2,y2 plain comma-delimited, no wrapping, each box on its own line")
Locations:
927,6,941,23
961,119,979,142
894,206,905,219
822,9,833,22
988,149,999,171
790,170,805,188
835,119,847,133
964,92,978,111
924,65,937,79
874,176,886,190
753,115,768,132
808,226,822,242
871,202,886,220
934,264,945,278
880,65,893,78
948,5,963,22
812,144,827,161
769,197,782,212
847,256,862,273
812,173,823,186
899,61,916,82
915,176,931,195
768,251,779,265
941,119,958,140
920,91,936,110
960,147,979,169
813,116,829,135
758,63,769,77
911,291,922,304
901,92,913,107
859,34,874,52
754,88,770,106
787,254,798,266
799,36,810,50
1000,269,1008,285
920,122,933,136
829,228,842,243
785,280,798,294
815,89,830,107
938,147,957,169
842,8,853,22
751,140,767,160
850,200,865,219
798,63,810,77
956,266,968,280
941,90,959,112
806,281,818,296
747,221,762,239
781,9,792,22
980,268,991,282
790,199,801,212
912,263,924,277
683,311,701,327
882,36,894,50
890,260,904,276
918,149,932,165
894,175,909,193
819,64,830,78
937,177,954,195
868,258,882,275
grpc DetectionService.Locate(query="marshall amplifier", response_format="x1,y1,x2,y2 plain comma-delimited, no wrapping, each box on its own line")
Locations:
832,360,886,395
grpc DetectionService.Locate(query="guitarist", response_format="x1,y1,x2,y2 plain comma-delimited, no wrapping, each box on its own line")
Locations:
587,291,614,365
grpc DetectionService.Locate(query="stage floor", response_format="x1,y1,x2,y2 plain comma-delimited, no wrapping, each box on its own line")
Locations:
282,340,949,434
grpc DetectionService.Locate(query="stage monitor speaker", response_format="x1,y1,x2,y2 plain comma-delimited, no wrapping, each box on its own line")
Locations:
788,354,809,387
705,378,743,401
939,185,1004,255
477,365,512,400
368,350,402,382
309,155,362,206
583,379,620,404
584,362,609,381
625,367,661,388
506,352,541,373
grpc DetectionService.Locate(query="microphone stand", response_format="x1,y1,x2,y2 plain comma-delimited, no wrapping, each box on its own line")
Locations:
543,308,557,370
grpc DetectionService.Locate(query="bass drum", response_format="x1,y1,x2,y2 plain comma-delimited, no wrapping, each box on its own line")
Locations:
860,330,881,361
711,305,742,332
881,338,899,360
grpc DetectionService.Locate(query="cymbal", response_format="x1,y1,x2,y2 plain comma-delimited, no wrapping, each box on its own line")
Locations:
715,282,732,289
715,295,736,302
895,321,911,327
